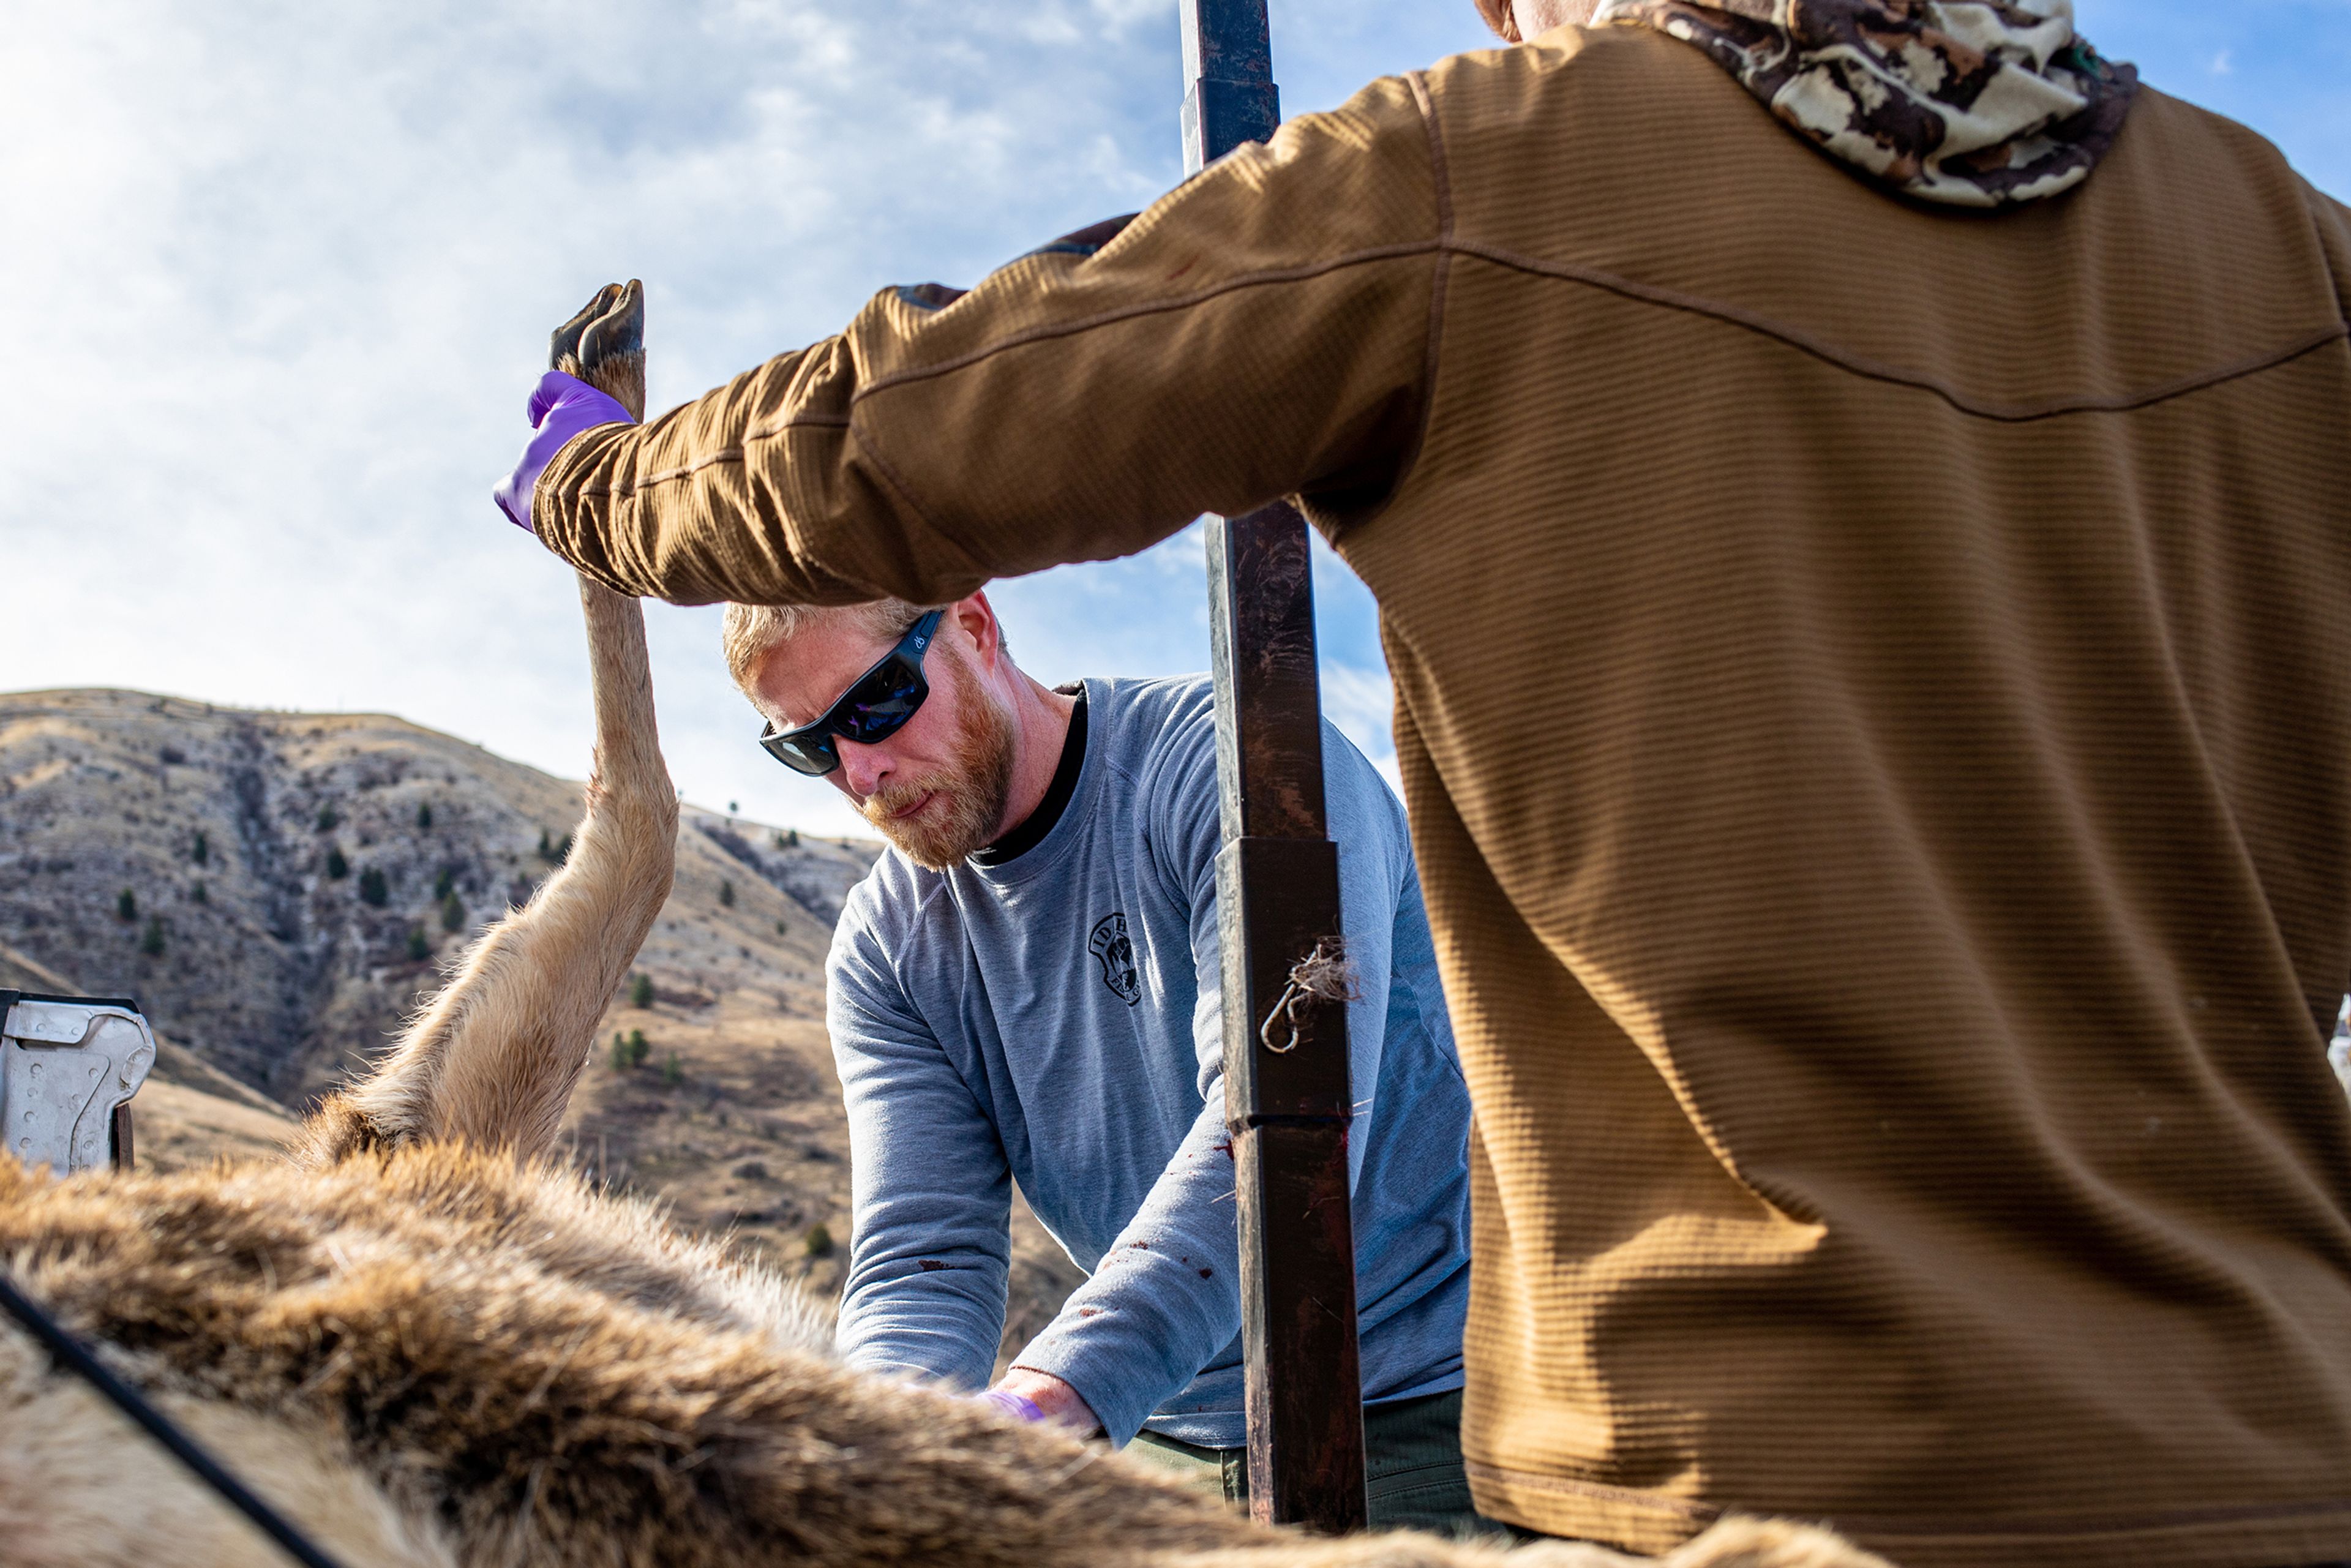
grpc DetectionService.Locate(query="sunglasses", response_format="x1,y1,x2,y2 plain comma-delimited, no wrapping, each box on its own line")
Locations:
757,609,945,777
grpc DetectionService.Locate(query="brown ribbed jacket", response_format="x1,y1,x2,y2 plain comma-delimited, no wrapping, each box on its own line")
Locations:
535,25,2351,1567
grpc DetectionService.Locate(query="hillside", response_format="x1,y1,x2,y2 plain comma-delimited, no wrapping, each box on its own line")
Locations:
0,688,1084,1363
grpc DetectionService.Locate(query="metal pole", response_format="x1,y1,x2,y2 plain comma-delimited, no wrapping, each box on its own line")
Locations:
1180,0,1369,1533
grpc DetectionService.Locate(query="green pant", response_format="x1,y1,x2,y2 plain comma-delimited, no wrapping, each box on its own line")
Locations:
1124,1389,1502,1537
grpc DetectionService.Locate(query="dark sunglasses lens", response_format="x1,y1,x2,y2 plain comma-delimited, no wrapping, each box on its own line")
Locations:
762,728,839,776
832,658,927,742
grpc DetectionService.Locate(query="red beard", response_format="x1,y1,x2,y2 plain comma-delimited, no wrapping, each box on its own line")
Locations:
857,654,1016,869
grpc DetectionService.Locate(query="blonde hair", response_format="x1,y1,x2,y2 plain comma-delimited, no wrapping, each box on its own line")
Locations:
719,599,959,700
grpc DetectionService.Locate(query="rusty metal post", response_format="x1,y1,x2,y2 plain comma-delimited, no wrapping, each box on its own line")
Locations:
1182,0,1369,1534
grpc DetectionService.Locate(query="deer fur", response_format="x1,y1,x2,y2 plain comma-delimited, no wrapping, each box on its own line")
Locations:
294,579,674,1166
0,283,1893,1568
0,1146,1888,1568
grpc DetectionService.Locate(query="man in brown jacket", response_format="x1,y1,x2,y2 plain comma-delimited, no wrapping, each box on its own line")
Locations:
498,2,2351,1562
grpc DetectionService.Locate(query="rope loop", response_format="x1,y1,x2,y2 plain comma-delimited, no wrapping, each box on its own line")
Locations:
1258,939,1359,1054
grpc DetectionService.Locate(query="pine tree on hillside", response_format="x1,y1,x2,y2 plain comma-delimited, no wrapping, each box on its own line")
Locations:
358,868,388,907
190,830,208,866
416,803,433,830
405,925,430,962
325,847,350,880
140,917,166,958
719,880,737,908
630,973,655,1008
116,888,137,922
440,891,465,932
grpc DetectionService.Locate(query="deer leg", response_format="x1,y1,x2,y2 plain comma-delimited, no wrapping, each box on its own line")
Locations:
294,283,672,1165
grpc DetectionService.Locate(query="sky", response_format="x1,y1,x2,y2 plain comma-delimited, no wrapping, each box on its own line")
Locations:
5,1,2346,841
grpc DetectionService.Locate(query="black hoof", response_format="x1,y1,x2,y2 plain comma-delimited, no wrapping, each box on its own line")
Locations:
549,282,625,373
579,279,644,373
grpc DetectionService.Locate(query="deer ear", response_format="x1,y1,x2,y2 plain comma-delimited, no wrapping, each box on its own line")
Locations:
549,282,625,373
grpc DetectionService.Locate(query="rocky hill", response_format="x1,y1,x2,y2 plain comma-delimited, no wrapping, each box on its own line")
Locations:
0,688,1083,1367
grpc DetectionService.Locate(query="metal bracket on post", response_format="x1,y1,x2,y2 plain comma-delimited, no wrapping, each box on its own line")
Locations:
1,991,156,1174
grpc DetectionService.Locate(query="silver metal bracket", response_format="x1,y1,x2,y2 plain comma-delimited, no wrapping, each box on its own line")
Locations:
1,992,156,1174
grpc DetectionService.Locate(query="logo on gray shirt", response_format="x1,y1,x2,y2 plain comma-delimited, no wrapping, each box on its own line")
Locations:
1088,912,1141,1005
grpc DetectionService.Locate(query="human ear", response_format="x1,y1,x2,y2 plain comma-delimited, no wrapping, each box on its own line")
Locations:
957,591,1002,669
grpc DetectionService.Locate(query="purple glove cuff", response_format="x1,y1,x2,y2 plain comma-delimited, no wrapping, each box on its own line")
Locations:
492,370,635,535
978,1390,1047,1424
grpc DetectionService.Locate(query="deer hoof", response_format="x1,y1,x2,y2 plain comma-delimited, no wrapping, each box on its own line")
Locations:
549,281,626,373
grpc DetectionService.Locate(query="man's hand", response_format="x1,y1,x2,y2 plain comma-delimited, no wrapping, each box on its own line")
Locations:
492,369,634,535
988,1368,1101,1436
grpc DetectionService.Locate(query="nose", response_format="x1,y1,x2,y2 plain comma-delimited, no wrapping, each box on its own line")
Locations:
834,738,890,799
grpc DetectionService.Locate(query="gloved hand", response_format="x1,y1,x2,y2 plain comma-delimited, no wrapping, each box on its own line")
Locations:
979,1371,1101,1435
492,370,634,535
977,1390,1049,1424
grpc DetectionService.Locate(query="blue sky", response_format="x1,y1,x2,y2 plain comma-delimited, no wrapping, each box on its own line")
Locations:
5,1,2345,839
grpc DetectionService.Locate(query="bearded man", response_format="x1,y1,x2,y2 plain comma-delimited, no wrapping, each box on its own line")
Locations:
718,591,1483,1532
500,0,2351,1561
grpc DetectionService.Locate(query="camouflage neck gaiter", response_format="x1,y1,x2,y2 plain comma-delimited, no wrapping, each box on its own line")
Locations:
1589,0,2139,208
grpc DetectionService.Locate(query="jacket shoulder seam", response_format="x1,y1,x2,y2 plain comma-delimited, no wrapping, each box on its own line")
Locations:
1448,238,2350,422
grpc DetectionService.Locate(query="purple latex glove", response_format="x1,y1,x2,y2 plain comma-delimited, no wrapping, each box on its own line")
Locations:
977,1390,1047,1424
492,370,634,535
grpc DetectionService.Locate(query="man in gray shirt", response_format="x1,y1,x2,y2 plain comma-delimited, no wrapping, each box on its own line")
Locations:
722,590,1477,1529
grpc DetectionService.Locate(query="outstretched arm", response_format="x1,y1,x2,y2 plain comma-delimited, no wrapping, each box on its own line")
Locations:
529,72,1444,607
295,286,677,1166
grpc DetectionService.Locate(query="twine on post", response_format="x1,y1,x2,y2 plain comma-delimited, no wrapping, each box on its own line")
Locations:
1258,939,1359,1054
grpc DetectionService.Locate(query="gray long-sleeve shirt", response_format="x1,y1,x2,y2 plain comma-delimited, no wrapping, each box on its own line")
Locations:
828,673,1472,1447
